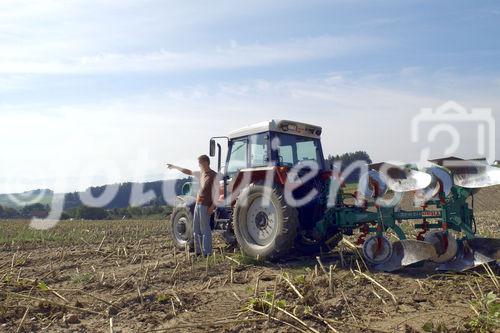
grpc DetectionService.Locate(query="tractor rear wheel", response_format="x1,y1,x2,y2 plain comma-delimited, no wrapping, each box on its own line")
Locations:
170,206,194,250
232,184,298,260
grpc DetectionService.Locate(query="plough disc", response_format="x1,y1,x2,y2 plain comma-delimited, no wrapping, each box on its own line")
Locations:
436,238,499,271
358,169,389,198
453,166,500,188
414,166,452,205
426,166,453,195
370,162,432,192
362,235,393,264
430,156,500,189
372,240,437,272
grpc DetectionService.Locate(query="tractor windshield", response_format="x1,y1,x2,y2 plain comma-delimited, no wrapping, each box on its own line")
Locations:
273,133,325,169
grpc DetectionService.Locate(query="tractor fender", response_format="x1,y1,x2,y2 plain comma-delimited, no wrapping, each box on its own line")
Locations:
230,166,288,205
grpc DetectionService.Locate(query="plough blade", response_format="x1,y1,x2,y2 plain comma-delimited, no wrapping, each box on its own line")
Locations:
373,240,437,272
453,166,500,188
370,163,432,193
430,156,500,189
469,238,500,260
436,239,498,272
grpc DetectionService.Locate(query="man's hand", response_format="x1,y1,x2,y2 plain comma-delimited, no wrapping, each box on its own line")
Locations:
166,163,193,176
208,205,215,216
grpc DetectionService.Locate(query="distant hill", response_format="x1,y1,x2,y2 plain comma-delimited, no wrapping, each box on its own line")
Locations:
63,178,190,210
0,189,54,208
0,179,190,210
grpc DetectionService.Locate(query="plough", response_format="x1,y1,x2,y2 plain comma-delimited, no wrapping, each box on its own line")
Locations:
315,157,500,271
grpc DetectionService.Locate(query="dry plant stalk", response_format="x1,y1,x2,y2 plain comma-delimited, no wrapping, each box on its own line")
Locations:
171,299,177,316
225,255,241,266
5,291,102,316
171,262,180,279
340,289,358,323
247,307,307,333
97,235,106,252
254,275,260,298
341,238,369,271
481,263,499,290
15,307,29,333
232,291,241,301
268,275,279,321
205,255,209,275
355,270,397,304
260,299,320,333
281,273,304,299
328,265,333,294
309,313,339,333
315,256,327,274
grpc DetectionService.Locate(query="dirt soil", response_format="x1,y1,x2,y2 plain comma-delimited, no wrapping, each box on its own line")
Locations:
0,189,499,332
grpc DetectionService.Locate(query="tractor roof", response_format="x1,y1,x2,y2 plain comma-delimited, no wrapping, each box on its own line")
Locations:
228,119,322,139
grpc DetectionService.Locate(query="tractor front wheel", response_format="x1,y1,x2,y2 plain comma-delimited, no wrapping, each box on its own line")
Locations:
232,184,298,260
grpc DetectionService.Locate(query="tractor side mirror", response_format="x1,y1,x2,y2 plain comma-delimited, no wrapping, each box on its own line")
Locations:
209,139,216,157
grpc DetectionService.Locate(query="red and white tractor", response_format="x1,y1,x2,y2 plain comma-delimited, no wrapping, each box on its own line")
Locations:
170,120,500,271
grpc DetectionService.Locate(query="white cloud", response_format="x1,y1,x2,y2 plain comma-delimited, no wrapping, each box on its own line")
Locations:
0,35,383,74
0,1,386,74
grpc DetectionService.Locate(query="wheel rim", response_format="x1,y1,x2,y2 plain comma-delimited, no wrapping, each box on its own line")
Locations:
173,215,189,244
363,235,393,264
245,196,278,246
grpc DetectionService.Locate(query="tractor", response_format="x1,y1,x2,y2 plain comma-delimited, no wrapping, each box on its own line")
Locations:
170,119,500,271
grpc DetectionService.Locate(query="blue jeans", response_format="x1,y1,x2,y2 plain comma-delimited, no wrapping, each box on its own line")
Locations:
193,204,212,256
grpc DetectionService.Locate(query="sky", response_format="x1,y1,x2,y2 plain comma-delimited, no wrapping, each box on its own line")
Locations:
1,0,500,193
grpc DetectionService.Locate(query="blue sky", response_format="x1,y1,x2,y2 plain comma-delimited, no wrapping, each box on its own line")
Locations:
1,0,499,193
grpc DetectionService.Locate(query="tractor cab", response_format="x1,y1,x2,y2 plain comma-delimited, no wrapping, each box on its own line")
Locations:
205,120,330,257
209,119,326,198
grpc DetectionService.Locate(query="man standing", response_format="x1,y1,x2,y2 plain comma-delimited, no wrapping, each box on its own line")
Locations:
167,155,217,256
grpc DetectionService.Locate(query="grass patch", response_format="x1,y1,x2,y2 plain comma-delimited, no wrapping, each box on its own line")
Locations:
71,273,93,285
230,250,265,266
0,219,168,248
247,291,287,313
468,291,499,332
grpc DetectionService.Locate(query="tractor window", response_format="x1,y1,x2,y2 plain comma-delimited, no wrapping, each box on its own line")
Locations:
273,133,325,169
297,141,317,162
249,133,269,167
277,145,294,166
227,139,247,177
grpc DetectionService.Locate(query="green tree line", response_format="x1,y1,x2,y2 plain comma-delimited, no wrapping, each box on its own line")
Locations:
0,202,173,220
326,151,372,183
